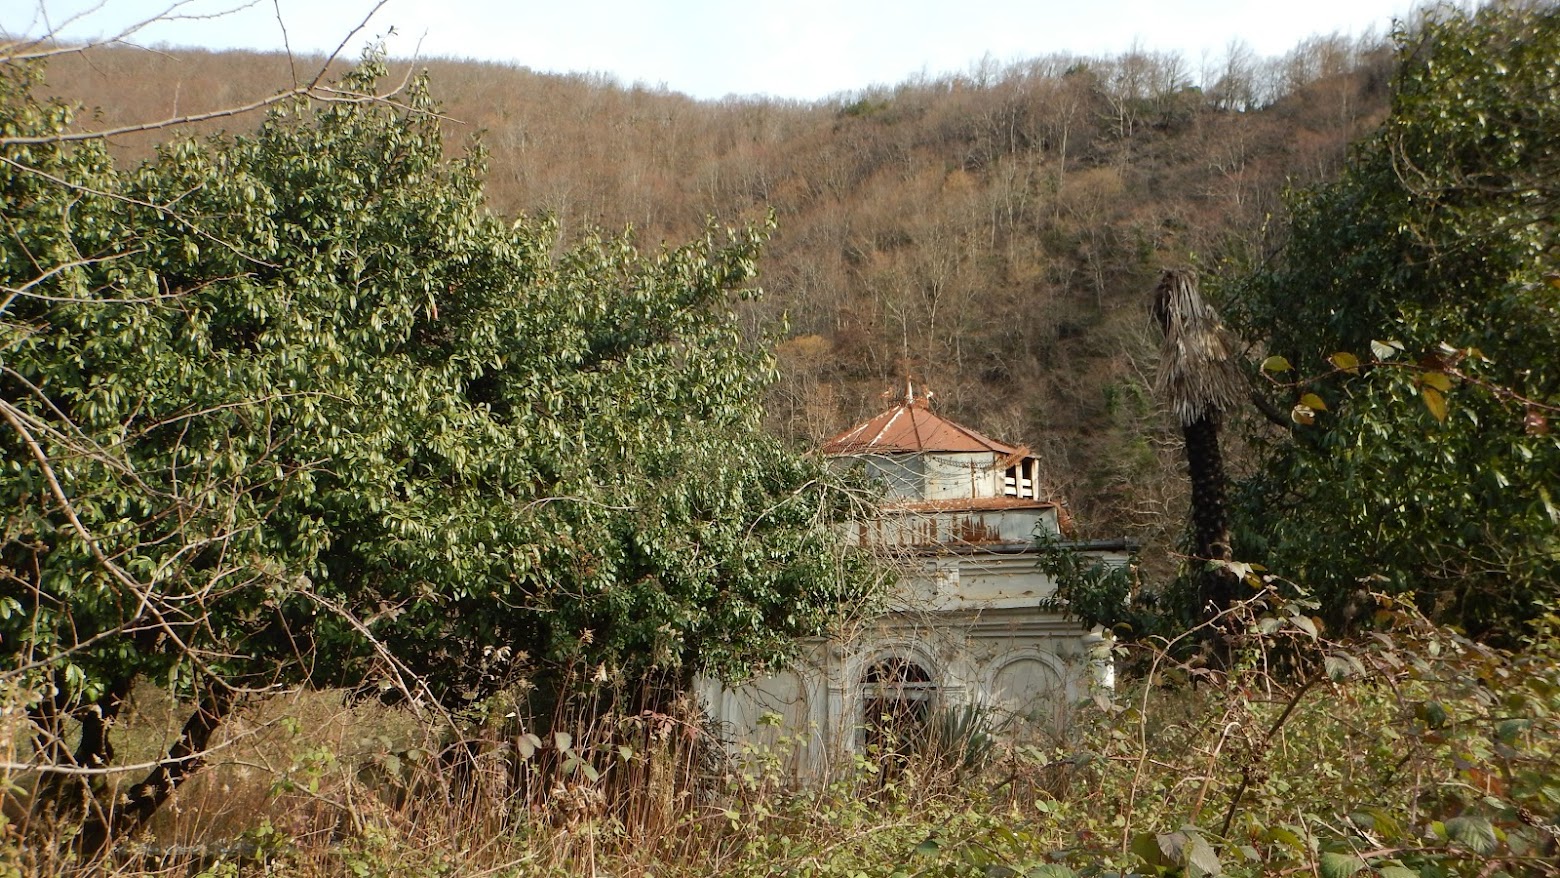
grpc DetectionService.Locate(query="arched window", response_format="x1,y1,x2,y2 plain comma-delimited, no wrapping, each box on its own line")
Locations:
861,657,935,756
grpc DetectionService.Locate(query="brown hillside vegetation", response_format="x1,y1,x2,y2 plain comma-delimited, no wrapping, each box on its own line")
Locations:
38,37,1391,549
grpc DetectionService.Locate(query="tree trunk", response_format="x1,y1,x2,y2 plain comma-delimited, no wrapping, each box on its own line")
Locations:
26,681,79,825
27,680,73,789
27,673,129,807
74,677,132,774
78,686,236,853
1183,414,1238,619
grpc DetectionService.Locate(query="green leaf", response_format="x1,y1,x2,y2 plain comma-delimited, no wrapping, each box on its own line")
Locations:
1495,718,1530,744
1131,832,1168,868
1539,484,1559,524
1419,371,1453,392
1149,829,1220,875
1299,392,1328,411
1184,835,1222,877
1266,826,1306,851
1323,654,1356,680
1417,700,1450,729
1443,816,1497,854
1026,867,1077,878
1329,352,1361,374
1318,851,1367,878
1261,355,1293,373
1291,614,1319,638
1370,339,1404,360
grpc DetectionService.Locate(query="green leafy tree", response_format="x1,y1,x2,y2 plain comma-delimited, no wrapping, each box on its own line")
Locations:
1,52,869,846
1220,3,1560,639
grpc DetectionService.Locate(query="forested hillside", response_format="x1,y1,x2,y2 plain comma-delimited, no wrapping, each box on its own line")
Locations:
39,35,1391,545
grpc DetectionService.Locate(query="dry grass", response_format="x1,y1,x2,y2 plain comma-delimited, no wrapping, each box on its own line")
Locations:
3,675,1054,877
9,608,1557,878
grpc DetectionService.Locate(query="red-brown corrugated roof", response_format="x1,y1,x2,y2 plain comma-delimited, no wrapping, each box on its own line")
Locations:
822,397,1022,456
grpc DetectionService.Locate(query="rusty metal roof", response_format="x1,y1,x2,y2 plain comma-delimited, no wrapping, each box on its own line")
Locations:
893,497,1059,512
887,497,1076,538
822,395,1023,456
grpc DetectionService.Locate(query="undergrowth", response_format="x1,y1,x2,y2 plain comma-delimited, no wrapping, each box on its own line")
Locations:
5,595,1558,877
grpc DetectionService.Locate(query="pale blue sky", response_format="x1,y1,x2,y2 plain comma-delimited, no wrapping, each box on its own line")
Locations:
4,0,1419,101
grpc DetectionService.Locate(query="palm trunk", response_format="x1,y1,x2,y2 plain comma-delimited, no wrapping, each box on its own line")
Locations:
1152,268,1245,627
1183,414,1237,618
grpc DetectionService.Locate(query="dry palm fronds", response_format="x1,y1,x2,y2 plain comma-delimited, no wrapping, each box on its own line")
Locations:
1152,269,1245,425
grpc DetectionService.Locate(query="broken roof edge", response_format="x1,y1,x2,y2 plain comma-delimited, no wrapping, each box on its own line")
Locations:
886,497,1061,513
867,496,1078,539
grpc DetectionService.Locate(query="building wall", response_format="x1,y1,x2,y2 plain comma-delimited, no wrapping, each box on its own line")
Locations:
855,454,925,501
844,451,1009,502
699,551,1123,777
715,425,1122,776
921,452,1004,500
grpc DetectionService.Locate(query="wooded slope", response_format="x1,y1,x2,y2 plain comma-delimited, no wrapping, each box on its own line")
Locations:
38,37,1392,546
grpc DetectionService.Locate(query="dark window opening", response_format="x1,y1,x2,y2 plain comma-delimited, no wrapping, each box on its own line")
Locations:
1003,458,1040,499
862,657,935,759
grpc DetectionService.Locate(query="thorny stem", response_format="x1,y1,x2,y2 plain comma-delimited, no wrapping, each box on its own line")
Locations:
1219,674,1322,838
1119,596,1260,858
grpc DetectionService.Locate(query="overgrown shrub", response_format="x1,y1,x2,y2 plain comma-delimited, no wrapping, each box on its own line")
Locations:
9,589,1554,877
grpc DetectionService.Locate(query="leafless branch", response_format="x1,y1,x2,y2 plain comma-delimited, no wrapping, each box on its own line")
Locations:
1,1,406,147
2,1,252,64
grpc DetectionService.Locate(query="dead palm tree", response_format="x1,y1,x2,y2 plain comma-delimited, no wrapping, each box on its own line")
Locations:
1151,269,1246,620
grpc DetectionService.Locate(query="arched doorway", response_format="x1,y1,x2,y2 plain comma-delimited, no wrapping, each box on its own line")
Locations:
861,656,936,758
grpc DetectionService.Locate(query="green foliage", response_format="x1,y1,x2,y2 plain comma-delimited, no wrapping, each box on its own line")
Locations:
920,702,1001,779
1220,3,1560,639
0,48,870,803
1035,533,1186,640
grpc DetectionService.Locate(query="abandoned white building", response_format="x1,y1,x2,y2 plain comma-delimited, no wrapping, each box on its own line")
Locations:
699,384,1130,771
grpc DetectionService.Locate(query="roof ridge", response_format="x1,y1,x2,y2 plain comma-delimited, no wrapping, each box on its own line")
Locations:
821,401,1022,456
